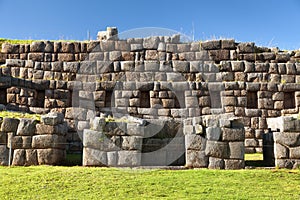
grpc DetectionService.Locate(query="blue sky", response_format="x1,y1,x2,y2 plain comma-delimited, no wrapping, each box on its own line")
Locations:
1,0,300,50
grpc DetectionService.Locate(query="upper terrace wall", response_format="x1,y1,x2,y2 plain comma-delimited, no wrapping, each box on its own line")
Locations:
0,36,300,153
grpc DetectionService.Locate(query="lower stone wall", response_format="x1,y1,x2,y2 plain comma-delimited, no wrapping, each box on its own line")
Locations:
82,114,245,169
184,114,245,169
83,117,185,167
0,112,67,166
271,117,300,169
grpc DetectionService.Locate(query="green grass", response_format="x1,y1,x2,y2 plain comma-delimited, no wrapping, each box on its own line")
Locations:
245,153,263,161
0,111,41,121
0,166,299,200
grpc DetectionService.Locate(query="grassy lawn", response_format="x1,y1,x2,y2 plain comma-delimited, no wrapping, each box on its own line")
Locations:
0,166,299,200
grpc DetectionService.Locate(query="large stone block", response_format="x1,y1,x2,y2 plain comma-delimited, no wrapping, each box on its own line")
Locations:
37,149,65,165
122,136,143,151
0,145,9,166
208,157,224,169
32,135,66,149
117,151,141,167
222,128,245,141
12,149,25,166
83,148,107,166
224,159,245,169
186,150,208,168
172,61,189,73
229,142,244,159
290,146,300,159
41,112,64,126
273,132,300,147
1,118,20,132
206,127,221,141
143,36,159,49
201,40,221,50
0,132,7,145
16,118,37,136
36,123,68,135
185,134,206,151
25,149,38,165
205,141,229,158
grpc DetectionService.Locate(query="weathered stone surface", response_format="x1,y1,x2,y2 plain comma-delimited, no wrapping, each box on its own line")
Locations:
273,132,300,147
1,118,20,132
238,42,254,53
289,146,300,159
83,148,107,166
0,145,9,165
12,149,25,166
224,159,245,169
205,141,229,158
206,127,221,141
122,136,142,151
143,37,159,49
229,142,244,159
16,118,37,136
117,151,141,167
201,40,221,50
185,134,206,151
222,128,245,141
107,151,118,166
37,149,65,165
41,112,64,126
32,135,66,149
24,149,38,165
0,132,7,145
186,150,208,168
36,123,68,135
208,157,224,169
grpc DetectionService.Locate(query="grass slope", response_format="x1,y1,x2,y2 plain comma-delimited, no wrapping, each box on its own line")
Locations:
0,166,299,200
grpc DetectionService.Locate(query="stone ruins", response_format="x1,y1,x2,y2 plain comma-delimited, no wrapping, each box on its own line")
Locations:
0,27,300,169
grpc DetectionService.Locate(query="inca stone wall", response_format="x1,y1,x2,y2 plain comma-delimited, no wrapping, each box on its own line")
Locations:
0,112,67,166
0,29,300,168
267,116,300,169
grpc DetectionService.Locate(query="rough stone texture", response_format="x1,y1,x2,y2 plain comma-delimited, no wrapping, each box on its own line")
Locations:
0,145,9,166
16,118,37,136
41,112,64,126
117,151,141,167
37,149,65,165
205,141,229,158
1,118,20,132
3,33,300,168
186,150,208,168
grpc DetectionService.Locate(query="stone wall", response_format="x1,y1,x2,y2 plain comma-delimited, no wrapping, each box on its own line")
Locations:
268,116,300,169
83,116,185,167
0,112,67,166
0,32,300,159
184,114,245,169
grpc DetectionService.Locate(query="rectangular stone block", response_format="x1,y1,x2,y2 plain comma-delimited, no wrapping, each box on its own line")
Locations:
186,150,208,168
224,159,245,170
36,123,67,135
37,149,65,165
117,150,141,167
290,146,300,159
32,135,66,149
205,141,229,158
122,136,143,151
222,128,245,141
275,143,289,159
229,142,244,159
